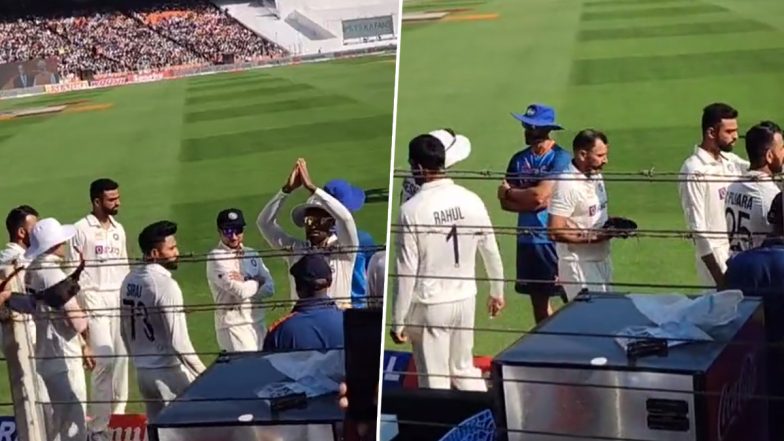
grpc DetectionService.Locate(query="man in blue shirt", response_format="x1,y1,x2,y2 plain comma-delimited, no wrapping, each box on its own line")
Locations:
498,104,572,323
263,253,344,351
324,179,375,309
724,191,784,439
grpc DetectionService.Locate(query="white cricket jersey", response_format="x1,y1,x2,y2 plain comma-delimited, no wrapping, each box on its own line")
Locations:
120,264,205,373
679,146,749,259
393,179,504,334
256,188,359,306
724,170,780,253
68,214,130,292
206,241,274,330
548,163,610,261
366,250,386,300
26,254,84,376
400,177,419,205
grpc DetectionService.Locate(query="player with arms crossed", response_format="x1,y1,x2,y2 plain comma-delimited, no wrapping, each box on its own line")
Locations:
725,121,784,254
68,178,130,438
548,130,618,300
393,131,505,391
121,221,206,420
679,103,749,287
498,104,572,323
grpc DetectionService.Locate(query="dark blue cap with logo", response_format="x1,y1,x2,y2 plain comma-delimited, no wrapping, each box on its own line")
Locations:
290,253,333,292
511,103,563,130
217,208,246,230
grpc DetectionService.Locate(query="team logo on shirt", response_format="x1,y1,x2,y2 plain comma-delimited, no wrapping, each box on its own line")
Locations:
719,187,727,200
589,205,597,216
113,233,120,241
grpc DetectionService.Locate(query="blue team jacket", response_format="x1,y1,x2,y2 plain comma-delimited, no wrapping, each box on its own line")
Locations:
263,297,345,352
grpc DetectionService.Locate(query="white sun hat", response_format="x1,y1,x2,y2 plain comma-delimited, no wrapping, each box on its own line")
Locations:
429,129,471,169
25,218,76,261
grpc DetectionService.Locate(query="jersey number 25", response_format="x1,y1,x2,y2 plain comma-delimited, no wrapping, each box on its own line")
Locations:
725,207,751,252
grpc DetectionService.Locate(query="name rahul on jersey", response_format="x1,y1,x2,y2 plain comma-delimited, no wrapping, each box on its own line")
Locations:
433,207,466,225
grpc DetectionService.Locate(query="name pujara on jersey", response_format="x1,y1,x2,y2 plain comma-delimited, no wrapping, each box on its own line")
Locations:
726,190,754,211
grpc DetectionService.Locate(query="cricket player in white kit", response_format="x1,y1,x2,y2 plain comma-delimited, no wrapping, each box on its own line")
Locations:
393,131,505,391
68,178,129,437
207,208,274,352
400,128,471,204
725,121,784,254
366,250,385,308
679,103,749,287
257,158,359,308
0,206,40,345
120,221,206,421
548,130,617,301
25,218,92,441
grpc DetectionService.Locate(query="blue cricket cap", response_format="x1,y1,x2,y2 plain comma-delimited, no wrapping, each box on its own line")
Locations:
290,253,333,292
323,179,366,213
511,103,563,130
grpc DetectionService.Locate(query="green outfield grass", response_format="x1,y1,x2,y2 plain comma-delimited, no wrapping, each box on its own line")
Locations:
389,0,784,357
0,55,395,413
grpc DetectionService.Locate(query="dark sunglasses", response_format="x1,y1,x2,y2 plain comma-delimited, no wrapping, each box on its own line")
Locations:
303,216,335,228
221,227,244,236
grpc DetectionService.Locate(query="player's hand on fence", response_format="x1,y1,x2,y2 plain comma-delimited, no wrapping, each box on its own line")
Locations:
297,158,317,192
82,344,96,371
282,161,302,193
488,296,505,318
390,329,408,344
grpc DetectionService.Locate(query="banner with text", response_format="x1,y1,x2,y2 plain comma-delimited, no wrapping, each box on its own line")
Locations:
342,16,395,40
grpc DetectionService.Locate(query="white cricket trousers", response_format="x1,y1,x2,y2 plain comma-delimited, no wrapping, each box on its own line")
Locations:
79,289,129,434
137,364,196,420
40,359,87,441
407,296,486,391
695,246,730,288
559,258,613,301
216,324,266,352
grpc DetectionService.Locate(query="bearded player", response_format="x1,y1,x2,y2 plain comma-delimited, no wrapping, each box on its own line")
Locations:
725,121,784,254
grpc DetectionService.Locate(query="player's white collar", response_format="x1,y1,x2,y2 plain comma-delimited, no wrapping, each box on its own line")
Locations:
86,213,118,229
694,144,730,165
419,178,453,191
147,262,172,278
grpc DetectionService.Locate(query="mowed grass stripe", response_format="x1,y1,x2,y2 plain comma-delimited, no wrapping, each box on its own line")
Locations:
185,83,317,106
571,47,784,85
184,94,359,124
578,19,769,41
584,0,697,7
581,4,726,20
185,70,274,85
185,75,291,93
180,113,392,162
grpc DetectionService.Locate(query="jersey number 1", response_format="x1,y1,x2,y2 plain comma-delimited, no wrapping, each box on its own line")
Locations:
446,224,460,267
123,298,155,342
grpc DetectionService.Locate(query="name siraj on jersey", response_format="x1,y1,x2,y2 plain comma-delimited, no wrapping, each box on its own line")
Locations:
726,191,754,211
433,207,465,225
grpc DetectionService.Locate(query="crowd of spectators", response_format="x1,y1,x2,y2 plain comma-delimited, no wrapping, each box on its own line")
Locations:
0,0,284,81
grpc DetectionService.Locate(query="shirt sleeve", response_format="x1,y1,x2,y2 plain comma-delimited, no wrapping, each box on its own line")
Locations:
552,150,572,174
475,198,504,298
505,154,519,187
547,179,576,217
206,251,260,301
255,254,275,296
312,188,360,251
679,169,712,256
256,191,298,249
366,251,386,299
392,209,418,335
66,226,86,270
163,281,206,375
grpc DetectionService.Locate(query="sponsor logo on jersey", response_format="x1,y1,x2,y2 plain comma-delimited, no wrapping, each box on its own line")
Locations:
719,187,728,201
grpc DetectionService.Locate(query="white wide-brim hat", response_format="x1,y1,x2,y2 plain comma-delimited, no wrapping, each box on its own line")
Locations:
291,196,331,228
25,218,76,261
429,129,471,169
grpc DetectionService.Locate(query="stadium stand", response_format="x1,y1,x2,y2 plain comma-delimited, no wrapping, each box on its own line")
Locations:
0,0,285,79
